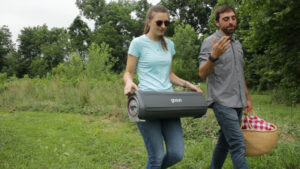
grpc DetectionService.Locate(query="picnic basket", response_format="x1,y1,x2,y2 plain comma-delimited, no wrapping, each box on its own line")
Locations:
241,111,278,156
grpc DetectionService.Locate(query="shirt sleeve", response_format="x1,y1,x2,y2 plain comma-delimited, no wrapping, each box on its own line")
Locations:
198,38,212,66
128,38,141,58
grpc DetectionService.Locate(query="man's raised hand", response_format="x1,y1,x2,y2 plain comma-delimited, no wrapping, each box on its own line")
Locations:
211,36,231,59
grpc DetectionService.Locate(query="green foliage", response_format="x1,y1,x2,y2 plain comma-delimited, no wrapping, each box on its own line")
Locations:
68,16,91,58
237,0,300,104
86,43,116,79
131,0,152,36
40,31,70,70
29,58,48,78
52,52,86,84
0,73,8,92
76,0,139,72
18,25,70,77
0,25,15,72
161,0,218,34
171,23,200,81
52,42,117,86
75,0,106,21
91,23,128,72
1,51,19,77
133,0,151,22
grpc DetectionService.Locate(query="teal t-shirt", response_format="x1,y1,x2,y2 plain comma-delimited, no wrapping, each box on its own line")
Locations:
128,35,176,92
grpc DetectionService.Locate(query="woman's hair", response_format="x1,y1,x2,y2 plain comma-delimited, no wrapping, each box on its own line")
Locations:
144,5,168,51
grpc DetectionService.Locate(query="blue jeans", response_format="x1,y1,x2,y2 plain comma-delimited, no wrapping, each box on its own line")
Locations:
210,103,249,169
137,118,184,169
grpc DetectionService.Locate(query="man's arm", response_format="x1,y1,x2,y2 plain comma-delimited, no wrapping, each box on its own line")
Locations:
199,55,216,79
199,36,231,79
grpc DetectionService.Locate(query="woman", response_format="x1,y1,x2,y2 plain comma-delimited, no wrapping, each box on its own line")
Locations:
123,5,202,168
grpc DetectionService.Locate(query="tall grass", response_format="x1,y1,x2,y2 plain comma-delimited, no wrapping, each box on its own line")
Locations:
0,75,127,118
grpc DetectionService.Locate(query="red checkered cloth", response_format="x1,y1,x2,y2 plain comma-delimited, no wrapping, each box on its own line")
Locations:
241,115,274,131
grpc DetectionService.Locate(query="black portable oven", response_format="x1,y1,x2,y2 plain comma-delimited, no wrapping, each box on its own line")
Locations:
127,91,207,122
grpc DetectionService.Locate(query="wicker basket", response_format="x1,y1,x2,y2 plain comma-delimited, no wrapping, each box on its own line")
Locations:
241,112,278,156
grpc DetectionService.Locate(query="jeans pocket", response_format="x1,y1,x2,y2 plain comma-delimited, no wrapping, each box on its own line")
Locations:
222,110,238,121
214,103,238,121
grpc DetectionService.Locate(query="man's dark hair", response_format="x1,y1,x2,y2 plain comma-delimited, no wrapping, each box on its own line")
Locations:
214,5,236,21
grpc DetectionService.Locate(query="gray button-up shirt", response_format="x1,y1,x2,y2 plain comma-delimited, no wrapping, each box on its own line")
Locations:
198,30,247,108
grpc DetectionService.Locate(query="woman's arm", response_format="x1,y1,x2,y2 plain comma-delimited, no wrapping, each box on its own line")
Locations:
169,65,202,92
123,54,139,95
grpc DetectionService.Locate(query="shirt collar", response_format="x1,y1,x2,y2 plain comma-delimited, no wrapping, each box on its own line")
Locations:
215,30,236,42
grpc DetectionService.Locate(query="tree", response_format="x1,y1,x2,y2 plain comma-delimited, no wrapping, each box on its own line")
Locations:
18,25,70,77
18,25,49,76
76,0,140,72
68,16,91,59
134,0,151,22
161,0,218,34
131,0,152,36
76,0,106,22
0,25,15,72
92,19,136,72
1,51,19,76
238,0,300,103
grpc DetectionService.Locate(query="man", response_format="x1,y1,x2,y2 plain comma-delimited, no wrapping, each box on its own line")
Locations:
198,5,252,169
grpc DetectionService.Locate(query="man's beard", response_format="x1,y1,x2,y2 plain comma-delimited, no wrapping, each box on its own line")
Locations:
221,24,236,36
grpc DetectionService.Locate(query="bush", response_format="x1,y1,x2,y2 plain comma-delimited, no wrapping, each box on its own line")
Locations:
86,42,116,79
171,23,200,82
0,73,8,92
52,52,86,85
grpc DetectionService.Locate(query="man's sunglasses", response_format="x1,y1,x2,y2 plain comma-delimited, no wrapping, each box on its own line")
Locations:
156,20,170,27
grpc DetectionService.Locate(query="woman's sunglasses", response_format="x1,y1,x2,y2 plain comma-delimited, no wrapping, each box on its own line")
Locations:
156,20,170,27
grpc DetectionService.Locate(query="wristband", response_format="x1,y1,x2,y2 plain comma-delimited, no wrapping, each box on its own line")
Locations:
208,54,218,63
183,81,187,88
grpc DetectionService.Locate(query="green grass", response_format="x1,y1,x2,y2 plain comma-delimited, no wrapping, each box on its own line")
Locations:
0,111,147,169
0,98,299,169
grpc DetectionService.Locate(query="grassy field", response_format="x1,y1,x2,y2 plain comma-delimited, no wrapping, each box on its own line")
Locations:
0,78,299,168
0,95,299,169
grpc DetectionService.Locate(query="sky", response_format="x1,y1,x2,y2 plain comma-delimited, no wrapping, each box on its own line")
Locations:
0,0,160,44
